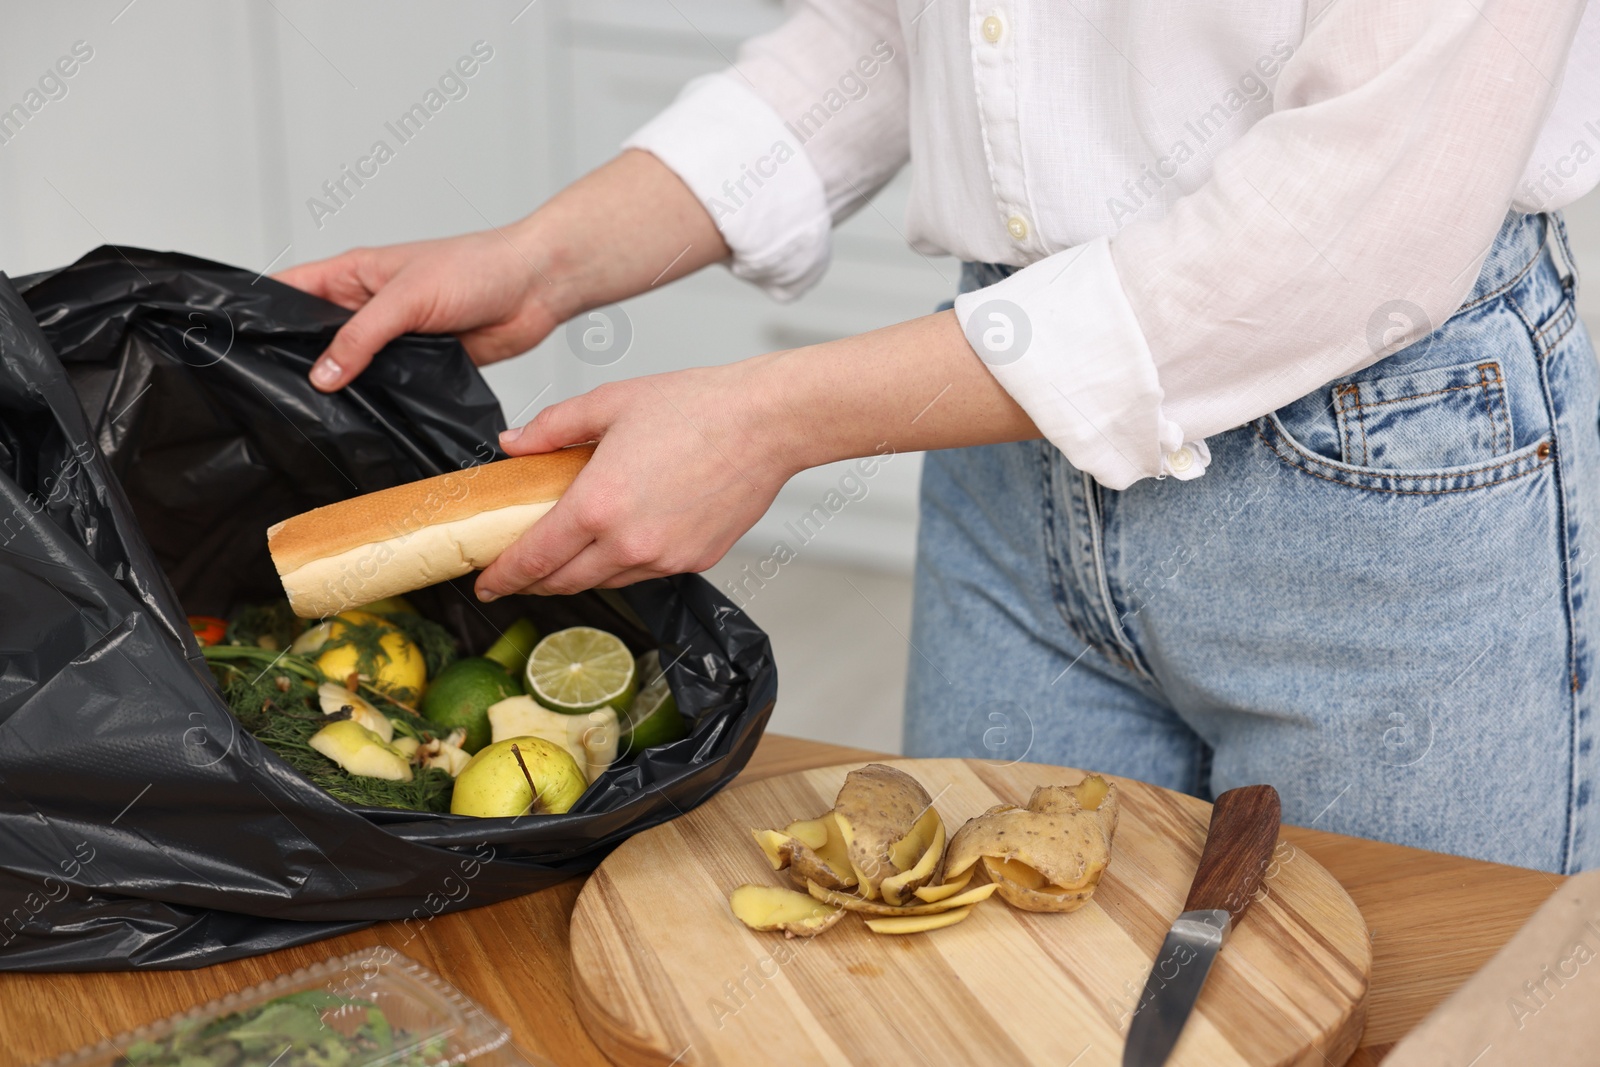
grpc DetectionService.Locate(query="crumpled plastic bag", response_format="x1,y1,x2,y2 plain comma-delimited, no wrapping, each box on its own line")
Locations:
0,246,775,971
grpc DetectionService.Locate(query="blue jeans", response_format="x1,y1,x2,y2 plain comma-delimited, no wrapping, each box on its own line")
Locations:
905,212,1600,873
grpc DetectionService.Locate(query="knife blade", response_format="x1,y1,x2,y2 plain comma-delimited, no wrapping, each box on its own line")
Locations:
1122,784,1282,1067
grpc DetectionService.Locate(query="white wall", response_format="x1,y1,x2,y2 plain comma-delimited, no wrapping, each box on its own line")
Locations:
1565,192,1600,330
0,0,940,573
4,0,1600,579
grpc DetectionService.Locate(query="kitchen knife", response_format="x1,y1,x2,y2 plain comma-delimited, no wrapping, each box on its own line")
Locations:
1122,784,1282,1067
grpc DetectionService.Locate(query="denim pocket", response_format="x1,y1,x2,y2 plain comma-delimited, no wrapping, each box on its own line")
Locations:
1331,360,1513,469
1254,411,1551,495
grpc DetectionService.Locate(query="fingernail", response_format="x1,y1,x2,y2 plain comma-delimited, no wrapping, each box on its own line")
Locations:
498,429,518,447
311,358,342,387
477,588,499,603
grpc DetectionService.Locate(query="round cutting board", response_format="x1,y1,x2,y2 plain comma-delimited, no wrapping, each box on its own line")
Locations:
570,759,1370,1066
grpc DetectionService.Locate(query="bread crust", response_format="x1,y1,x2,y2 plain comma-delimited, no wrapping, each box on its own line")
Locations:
267,446,592,616
268,446,593,572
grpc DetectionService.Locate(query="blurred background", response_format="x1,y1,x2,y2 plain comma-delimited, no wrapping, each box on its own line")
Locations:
4,1,1598,754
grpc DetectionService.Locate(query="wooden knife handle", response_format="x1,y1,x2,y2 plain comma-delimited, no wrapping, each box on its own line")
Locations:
1182,784,1282,923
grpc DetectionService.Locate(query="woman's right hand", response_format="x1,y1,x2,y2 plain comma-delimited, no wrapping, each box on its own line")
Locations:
274,149,730,393
276,226,562,392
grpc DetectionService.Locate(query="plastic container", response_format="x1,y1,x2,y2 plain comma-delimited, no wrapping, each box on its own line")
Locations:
37,945,545,1067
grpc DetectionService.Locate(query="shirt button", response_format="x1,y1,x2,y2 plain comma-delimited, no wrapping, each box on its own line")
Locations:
1006,214,1029,240
1166,447,1194,473
981,15,1003,43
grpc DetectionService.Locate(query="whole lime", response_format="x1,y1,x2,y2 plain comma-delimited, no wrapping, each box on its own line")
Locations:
420,657,520,754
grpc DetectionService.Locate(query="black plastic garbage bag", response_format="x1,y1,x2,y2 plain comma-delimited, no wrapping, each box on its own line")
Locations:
0,246,775,971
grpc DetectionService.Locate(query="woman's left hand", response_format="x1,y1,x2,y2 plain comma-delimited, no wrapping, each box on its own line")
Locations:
475,358,795,599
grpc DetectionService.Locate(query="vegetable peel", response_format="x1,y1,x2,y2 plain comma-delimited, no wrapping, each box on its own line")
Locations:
914,868,975,903
729,884,843,938
863,905,975,935
944,775,1120,913
832,764,939,901
806,878,996,916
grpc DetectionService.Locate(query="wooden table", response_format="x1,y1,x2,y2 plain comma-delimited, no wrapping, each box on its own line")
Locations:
0,735,1566,1067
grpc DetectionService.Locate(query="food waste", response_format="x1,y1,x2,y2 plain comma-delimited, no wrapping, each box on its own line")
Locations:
731,764,1119,937
197,600,688,816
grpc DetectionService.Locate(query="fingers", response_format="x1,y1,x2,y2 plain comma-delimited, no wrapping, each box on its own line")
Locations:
479,491,726,597
276,247,421,391
594,565,671,590
274,251,381,310
479,386,654,596
309,277,432,391
475,498,594,601
498,388,616,455
486,528,720,596
519,548,663,597
273,259,341,302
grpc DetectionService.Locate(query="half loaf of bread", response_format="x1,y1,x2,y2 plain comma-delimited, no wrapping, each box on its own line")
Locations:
268,445,593,618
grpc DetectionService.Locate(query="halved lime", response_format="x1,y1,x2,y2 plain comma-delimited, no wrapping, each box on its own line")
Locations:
526,626,636,715
620,650,689,758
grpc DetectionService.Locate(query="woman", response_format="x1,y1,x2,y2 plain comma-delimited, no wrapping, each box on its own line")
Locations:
281,1,1600,872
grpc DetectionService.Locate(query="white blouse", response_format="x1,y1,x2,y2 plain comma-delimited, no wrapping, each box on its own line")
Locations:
625,0,1600,487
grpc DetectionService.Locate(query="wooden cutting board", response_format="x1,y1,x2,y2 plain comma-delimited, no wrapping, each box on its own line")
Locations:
570,759,1371,1066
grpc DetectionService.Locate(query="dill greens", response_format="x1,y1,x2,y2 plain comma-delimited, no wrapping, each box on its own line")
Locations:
383,610,458,678
359,685,436,744
205,644,454,813
225,599,306,651
252,703,455,813
315,612,454,705
319,617,403,690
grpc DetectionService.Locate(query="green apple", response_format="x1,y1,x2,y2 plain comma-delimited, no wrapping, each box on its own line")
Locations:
487,695,617,783
449,735,587,817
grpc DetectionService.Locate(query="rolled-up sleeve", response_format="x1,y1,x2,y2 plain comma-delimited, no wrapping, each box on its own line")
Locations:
957,0,1591,489
624,0,910,302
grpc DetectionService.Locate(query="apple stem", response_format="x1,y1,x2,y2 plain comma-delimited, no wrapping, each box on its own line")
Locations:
510,743,544,816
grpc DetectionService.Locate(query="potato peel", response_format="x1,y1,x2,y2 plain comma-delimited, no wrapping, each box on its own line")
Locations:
864,905,975,935
982,857,1099,913
752,829,791,871
752,812,859,890
887,807,942,872
914,868,975,903
729,884,843,938
735,766,1117,937
784,815,831,851
833,764,936,900
807,878,996,916
944,775,1119,912
880,812,945,906
786,811,859,891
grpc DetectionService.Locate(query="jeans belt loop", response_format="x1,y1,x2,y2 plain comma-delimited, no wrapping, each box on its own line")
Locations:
1546,211,1580,291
